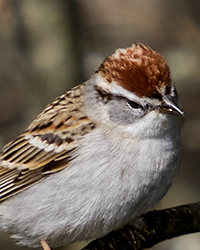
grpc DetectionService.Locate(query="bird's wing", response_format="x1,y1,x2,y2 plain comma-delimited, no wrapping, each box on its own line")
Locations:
0,84,96,202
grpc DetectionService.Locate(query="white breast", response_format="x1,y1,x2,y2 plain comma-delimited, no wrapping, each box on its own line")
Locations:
0,115,180,248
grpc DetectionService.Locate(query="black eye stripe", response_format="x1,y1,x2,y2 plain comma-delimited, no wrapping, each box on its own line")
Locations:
152,92,162,100
127,100,141,109
95,86,113,103
95,86,149,111
165,86,171,95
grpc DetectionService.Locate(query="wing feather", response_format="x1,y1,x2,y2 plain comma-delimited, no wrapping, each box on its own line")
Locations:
0,83,96,202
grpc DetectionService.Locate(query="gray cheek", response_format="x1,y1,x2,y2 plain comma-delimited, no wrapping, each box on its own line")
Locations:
107,100,144,125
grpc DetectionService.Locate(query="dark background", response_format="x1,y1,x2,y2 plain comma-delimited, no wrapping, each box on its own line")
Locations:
0,1,200,249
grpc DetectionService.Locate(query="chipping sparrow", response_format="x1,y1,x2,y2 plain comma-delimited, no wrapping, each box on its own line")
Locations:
0,43,183,250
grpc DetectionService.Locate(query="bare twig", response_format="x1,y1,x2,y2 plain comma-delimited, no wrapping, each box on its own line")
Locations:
82,202,200,250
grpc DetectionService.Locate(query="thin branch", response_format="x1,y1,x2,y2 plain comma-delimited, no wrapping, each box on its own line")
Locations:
82,202,200,250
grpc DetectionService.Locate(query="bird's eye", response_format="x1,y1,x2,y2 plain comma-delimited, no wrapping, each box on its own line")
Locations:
127,100,141,109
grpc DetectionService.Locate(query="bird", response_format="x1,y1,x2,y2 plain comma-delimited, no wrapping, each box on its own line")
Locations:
0,43,184,250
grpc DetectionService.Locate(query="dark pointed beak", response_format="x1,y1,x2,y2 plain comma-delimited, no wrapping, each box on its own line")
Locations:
160,96,184,117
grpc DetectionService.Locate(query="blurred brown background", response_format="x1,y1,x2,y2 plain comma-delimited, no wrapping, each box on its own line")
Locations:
0,0,200,249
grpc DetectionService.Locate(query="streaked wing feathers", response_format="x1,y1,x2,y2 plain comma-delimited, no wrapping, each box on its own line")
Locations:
0,84,96,202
